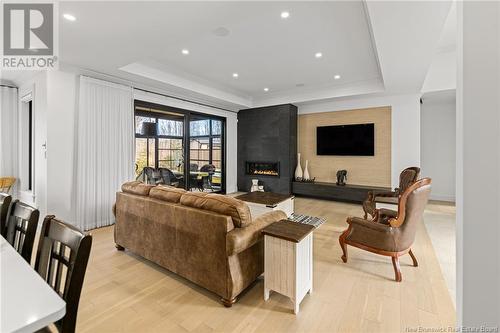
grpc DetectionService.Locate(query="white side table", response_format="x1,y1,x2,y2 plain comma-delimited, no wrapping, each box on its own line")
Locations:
262,220,314,314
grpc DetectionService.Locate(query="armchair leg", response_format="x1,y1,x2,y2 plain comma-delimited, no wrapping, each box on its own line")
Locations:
339,231,348,263
391,256,402,282
409,249,418,267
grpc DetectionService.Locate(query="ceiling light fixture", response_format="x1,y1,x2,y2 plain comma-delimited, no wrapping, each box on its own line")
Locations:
281,11,290,19
315,52,323,58
264,88,269,92
334,74,341,80
232,73,239,78
63,13,76,21
181,49,189,55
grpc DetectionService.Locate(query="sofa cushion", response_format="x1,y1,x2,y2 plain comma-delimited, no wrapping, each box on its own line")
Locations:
121,181,155,196
180,192,252,228
150,185,186,203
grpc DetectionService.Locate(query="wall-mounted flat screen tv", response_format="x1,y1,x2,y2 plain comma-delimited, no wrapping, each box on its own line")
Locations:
316,123,375,156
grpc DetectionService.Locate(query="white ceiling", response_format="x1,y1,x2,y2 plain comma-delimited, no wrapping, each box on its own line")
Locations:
58,1,383,108
1,1,454,110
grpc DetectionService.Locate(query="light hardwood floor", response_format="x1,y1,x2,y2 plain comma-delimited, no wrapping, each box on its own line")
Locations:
76,198,456,333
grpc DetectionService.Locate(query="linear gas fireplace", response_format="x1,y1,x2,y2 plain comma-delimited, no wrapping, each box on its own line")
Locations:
246,161,280,177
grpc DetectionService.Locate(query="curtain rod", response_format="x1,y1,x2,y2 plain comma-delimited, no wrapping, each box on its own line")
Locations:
133,87,238,114
0,84,18,89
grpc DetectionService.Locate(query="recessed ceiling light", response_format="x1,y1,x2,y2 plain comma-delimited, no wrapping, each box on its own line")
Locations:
181,49,189,55
232,73,239,78
334,74,341,80
281,11,290,19
315,52,323,58
296,83,305,87
213,27,230,37
264,88,269,92
63,14,76,21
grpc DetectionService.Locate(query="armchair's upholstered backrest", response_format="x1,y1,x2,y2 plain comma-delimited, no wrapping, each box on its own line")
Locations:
399,167,421,192
396,178,431,250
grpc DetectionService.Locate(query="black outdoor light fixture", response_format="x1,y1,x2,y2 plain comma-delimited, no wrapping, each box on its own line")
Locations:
142,122,157,168
142,122,158,137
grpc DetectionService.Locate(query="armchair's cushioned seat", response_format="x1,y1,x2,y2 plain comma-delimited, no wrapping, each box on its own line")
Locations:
150,185,186,203
180,192,252,228
122,181,155,196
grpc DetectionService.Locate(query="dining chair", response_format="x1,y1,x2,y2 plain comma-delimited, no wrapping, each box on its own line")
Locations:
5,200,40,263
0,177,16,193
0,193,12,237
35,215,92,333
158,167,181,187
199,164,216,191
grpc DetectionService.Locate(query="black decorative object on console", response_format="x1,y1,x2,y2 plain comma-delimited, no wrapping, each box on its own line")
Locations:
336,170,347,186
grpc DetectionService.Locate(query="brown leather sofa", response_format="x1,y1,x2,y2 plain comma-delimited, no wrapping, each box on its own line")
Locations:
114,181,287,306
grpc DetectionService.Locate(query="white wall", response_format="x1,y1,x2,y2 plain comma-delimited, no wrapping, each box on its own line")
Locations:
298,93,421,188
456,1,500,327
134,89,238,193
421,91,456,201
422,50,457,93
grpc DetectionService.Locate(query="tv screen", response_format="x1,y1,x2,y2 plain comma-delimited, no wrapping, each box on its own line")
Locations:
316,123,375,156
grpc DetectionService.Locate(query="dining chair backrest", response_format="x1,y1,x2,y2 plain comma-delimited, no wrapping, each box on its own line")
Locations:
35,215,92,333
143,167,157,184
200,164,216,174
0,193,12,237
158,167,178,186
5,200,40,263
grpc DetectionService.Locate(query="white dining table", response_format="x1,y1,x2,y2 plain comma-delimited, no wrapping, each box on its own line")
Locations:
0,236,66,333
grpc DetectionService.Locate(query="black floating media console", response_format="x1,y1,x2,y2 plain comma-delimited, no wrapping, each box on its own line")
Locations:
292,181,391,204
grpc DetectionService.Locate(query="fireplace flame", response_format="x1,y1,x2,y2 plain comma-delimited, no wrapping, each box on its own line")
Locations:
252,170,279,176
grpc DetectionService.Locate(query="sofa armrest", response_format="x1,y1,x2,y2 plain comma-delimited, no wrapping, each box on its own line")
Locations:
226,210,287,255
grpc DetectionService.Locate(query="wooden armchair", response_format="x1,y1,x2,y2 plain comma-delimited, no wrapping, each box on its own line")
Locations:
339,178,431,282
363,167,420,219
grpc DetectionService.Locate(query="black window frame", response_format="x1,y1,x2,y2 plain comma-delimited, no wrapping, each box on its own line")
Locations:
134,100,227,193
28,100,33,191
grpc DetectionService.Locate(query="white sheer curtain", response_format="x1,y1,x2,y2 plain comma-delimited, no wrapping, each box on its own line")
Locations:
0,86,19,187
75,76,134,231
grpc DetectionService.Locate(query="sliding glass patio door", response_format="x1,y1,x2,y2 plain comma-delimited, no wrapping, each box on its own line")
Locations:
188,114,224,192
134,101,225,193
